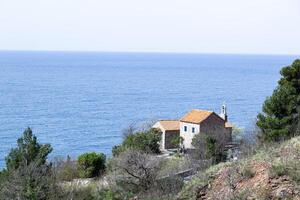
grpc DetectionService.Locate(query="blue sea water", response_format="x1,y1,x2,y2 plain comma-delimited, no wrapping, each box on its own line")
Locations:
0,51,298,169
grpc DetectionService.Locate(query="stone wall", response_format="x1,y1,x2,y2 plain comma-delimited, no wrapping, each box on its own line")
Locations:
200,113,232,143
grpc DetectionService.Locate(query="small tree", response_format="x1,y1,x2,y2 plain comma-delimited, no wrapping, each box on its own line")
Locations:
192,132,226,163
257,59,300,142
111,150,161,192
77,152,106,178
53,156,79,181
0,160,63,200
0,128,63,199
171,136,184,151
113,128,161,156
5,127,52,171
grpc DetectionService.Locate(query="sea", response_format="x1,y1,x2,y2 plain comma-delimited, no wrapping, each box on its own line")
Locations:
0,51,298,169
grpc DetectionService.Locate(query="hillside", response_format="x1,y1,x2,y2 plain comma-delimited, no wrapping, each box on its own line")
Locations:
177,136,300,200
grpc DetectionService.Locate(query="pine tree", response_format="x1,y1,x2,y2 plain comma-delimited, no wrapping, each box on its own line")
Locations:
257,59,300,142
5,127,52,171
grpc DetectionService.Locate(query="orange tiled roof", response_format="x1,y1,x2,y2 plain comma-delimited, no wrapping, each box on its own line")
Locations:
180,109,213,124
158,120,180,131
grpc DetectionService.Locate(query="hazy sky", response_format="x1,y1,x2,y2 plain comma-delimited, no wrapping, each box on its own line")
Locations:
0,0,300,54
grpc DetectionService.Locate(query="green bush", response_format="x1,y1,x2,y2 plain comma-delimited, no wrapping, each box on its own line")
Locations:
192,133,226,163
77,152,106,178
55,156,80,181
0,170,8,188
270,163,287,177
270,160,300,183
113,128,161,156
112,145,125,157
241,165,255,179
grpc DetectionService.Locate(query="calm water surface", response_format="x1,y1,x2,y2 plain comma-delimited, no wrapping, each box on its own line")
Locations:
0,51,298,168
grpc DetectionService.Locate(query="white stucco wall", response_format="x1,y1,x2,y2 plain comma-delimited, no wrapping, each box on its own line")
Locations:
180,122,200,149
152,122,165,150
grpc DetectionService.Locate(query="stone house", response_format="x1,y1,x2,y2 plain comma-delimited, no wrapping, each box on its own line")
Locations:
153,120,180,150
153,104,233,150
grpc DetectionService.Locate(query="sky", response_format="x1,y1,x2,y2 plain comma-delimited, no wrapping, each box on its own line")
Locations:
0,0,300,55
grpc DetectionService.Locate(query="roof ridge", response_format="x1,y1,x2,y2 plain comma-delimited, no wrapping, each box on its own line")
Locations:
180,109,215,124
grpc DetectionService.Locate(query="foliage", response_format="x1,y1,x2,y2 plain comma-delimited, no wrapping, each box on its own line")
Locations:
177,161,232,199
257,59,300,142
270,162,287,177
0,170,8,189
0,160,64,200
113,128,161,156
240,163,255,179
94,188,134,200
158,156,191,176
178,136,300,200
270,160,300,183
62,185,94,200
0,128,63,199
54,156,80,181
5,127,52,171
110,149,161,192
63,184,134,200
77,152,106,178
192,133,226,163
96,189,117,200
171,136,184,149
206,136,217,158
231,124,244,143
112,145,125,157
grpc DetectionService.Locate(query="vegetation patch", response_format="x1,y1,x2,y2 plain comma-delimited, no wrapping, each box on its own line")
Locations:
77,152,106,178
112,128,161,156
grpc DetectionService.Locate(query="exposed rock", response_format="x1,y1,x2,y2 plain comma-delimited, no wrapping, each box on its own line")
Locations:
194,162,300,200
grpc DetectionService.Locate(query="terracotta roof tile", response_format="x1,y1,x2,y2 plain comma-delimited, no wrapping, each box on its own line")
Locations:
157,120,180,131
180,109,213,124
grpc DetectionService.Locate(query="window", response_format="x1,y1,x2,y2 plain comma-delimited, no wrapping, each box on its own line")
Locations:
192,127,195,133
184,126,187,132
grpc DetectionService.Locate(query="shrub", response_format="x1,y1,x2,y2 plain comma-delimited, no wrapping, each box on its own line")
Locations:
270,160,300,183
111,149,161,192
241,165,255,179
171,136,184,150
192,133,227,163
63,185,94,200
0,170,8,188
158,156,191,176
77,152,106,178
112,145,125,157
113,128,161,156
54,156,80,181
0,158,64,200
270,163,287,177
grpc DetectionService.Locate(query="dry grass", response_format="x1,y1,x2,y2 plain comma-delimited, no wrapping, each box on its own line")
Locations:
177,136,300,200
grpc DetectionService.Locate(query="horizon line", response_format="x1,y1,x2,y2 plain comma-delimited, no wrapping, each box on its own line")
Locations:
0,49,299,57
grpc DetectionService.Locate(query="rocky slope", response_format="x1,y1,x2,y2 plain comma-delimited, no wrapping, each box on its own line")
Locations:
177,136,300,200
